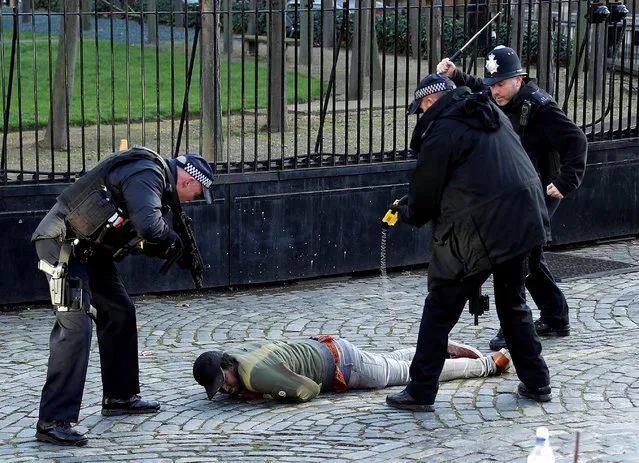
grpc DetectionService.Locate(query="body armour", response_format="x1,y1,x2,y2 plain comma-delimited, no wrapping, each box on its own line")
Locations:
58,147,170,242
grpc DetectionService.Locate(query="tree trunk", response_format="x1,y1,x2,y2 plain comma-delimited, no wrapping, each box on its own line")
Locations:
223,0,233,54
408,0,419,59
81,0,92,31
429,0,442,66
247,0,257,35
586,21,606,100
348,0,382,99
300,0,313,65
268,0,288,132
147,0,158,45
21,0,31,22
173,0,184,28
202,0,224,161
42,0,80,150
509,2,524,52
537,0,555,93
322,0,334,48
570,0,588,83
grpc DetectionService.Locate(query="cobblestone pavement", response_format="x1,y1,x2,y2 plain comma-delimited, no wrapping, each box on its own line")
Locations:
1,240,639,462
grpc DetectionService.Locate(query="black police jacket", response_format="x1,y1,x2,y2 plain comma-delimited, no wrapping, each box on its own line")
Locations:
450,71,588,197
405,87,550,284
33,148,174,256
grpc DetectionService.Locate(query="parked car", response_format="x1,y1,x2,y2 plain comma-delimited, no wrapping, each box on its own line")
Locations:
285,0,385,38
286,0,384,11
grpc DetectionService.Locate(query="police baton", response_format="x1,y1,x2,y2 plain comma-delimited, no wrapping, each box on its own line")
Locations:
448,10,502,62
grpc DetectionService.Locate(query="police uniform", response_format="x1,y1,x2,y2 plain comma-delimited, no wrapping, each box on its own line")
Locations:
385,75,552,411
448,46,588,344
32,147,213,445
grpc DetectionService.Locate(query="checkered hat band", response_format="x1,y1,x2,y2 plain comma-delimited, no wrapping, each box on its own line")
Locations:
184,163,212,188
415,82,449,99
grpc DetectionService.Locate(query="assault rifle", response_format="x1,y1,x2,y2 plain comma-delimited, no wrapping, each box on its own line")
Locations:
160,208,209,289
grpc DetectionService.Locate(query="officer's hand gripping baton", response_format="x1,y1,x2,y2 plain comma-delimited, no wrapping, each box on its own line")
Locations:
448,11,502,62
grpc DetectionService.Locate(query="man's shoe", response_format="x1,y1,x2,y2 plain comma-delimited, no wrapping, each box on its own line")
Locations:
517,382,552,402
488,328,507,351
447,339,481,359
102,395,161,416
35,420,88,446
491,348,512,374
385,390,435,412
534,319,570,337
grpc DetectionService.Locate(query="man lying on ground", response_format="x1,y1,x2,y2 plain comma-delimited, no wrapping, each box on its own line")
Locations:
193,335,510,402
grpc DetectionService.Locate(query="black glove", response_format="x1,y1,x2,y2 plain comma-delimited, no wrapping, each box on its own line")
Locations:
163,229,184,259
176,251,194,270
389,196,421,226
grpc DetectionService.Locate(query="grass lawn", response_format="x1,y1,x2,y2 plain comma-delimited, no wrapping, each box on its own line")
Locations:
1,32,322,130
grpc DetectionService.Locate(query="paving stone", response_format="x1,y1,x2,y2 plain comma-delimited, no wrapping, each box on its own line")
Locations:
1,241,639,461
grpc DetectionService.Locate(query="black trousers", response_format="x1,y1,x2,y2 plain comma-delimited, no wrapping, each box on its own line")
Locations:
36,239,141,422
406,252,550,404
525,196,570,326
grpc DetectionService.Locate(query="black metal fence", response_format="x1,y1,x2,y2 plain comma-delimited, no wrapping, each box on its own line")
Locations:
1,0,637,185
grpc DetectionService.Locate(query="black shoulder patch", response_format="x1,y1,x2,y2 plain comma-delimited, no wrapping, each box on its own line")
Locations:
531,90,553,106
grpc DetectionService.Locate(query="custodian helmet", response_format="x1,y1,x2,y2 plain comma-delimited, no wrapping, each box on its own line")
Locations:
483,46,527,85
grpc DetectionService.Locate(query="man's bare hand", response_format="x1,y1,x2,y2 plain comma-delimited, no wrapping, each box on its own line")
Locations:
546,183,564,199
437,58,455,77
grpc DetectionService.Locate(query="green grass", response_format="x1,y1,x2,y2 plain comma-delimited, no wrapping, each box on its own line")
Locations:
1,32,322,130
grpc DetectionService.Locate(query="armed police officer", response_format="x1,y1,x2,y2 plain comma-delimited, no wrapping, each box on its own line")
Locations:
437,46,588,350
384,74,552,412
32,147,214,446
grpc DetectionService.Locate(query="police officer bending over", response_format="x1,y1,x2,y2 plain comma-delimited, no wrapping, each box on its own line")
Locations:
385,74,552,412
32,147,214,446
437,46,588,351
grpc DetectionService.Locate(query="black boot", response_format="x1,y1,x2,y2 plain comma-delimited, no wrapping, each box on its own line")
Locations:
517,382,553,402
102,395,161,416
35,420,88,446
385,389,435,412
488,327,507,351
534,319,570,336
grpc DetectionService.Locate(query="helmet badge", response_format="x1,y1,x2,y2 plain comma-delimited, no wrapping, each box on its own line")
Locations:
485,53,499,75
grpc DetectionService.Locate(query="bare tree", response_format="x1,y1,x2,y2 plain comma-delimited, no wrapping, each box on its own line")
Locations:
299,0,314,65
408,0,420,59
268,0,288,132
537,0,555,92
202,0,224,160
222,0,233,54
426,0,442,65
322,0,335,48
147,0,158,45
348,0,382,99
42,0,80,150
348,0,382,100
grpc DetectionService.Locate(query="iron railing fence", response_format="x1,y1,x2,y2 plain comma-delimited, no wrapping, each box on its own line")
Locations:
0,0,637,185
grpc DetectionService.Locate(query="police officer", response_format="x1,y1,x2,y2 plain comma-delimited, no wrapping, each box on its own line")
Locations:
32,147,214,446
385,74,552,412
437,46,588,350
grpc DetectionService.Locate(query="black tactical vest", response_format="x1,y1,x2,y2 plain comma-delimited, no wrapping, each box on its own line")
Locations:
58,147,169,241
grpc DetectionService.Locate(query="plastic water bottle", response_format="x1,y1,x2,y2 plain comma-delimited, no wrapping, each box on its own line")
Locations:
527,427,556,463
